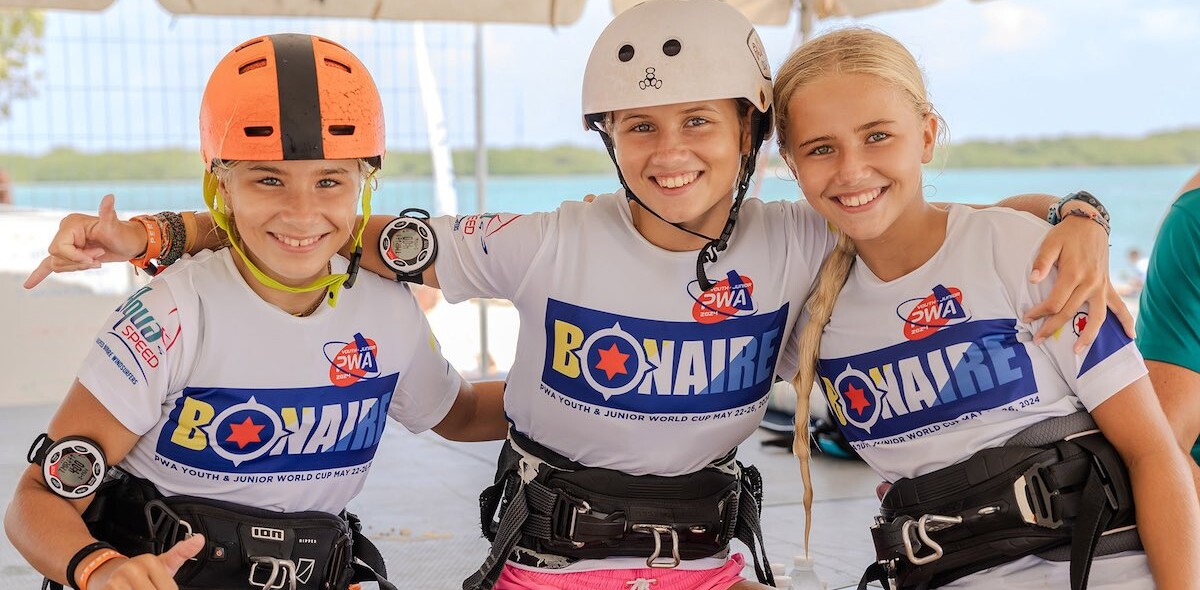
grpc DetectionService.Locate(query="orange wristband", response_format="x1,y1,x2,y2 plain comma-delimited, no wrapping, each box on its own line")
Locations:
129,215,164,270
76,548,124,590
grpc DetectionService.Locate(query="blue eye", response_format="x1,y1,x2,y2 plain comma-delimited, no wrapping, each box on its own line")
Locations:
317,179,341,188
809,145,833,156
867,131,890,142
686,117,708,127
258,177,282,186
630,122,653,133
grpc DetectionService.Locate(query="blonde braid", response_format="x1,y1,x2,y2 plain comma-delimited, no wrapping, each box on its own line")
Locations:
791,230,856,555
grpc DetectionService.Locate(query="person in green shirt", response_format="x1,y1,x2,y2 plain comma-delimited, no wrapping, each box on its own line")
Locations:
1137,169,1200,491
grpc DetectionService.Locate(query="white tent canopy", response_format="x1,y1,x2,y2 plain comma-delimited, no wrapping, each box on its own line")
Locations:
154,0,588,25
0,0,111,9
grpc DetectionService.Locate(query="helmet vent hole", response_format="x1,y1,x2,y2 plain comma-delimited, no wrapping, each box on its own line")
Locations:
662,39,681,57
318,38,347,50
324,58,352,73
235,38,264,52
329,125,356,136
618,44,635,62
243,126,274,138
238,59,268,75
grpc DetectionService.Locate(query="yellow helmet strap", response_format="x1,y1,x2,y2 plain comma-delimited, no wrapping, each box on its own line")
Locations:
202,170,373,309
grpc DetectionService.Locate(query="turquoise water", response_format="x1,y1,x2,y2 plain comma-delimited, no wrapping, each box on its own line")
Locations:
11,164,1194,279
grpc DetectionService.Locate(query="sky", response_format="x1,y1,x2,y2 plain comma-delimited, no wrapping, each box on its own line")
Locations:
1,0,1197,153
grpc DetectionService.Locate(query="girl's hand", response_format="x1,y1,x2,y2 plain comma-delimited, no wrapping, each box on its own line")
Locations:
1023,212,1135,352
87,534,204,590
24,194,147,289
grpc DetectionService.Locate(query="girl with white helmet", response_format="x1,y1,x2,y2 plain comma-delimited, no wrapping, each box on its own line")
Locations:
6,34,506,590
25,2,1126,588
776,28,1199,590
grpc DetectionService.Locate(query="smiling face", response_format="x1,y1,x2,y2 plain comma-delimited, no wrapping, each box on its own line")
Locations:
782,72,936,245
609,98,750,249
220,158,362,287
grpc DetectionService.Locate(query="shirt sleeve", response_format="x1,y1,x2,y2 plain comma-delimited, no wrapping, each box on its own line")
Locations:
386,285,464,433
430,211,553,304
1136,189,1200,374
1016,229,1147,412
76,280,191,436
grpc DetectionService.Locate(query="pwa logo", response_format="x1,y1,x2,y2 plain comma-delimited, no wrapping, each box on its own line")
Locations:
896,284,970,340
324,333,380,387
689,270,757,324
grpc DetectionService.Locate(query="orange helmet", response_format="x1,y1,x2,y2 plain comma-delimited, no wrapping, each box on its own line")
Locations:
200,33,384,169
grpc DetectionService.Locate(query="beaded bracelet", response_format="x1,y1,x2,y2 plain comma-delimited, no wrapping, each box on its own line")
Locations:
155,211,187,267
65,541,115,590
1047,191,1110,226
128,215,163,272
1062,206,1110,236
76,548,124,590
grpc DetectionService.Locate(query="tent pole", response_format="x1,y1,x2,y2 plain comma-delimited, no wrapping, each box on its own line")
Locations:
474,23,492,379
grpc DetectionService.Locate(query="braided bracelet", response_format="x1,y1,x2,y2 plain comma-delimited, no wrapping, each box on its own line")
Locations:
1062,206,1110,236
155,211,187,267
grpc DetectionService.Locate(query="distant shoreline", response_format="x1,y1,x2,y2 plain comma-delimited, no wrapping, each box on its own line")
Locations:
2,128,1197,182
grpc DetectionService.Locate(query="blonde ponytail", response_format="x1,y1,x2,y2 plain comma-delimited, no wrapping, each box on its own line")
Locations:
791,231,856,556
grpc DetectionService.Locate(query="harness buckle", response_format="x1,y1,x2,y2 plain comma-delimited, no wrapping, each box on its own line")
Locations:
565,500,592,548
632,523,681,569
901,515,962,566
1014,464,1064,528
249,556,298,590
144,499,195,554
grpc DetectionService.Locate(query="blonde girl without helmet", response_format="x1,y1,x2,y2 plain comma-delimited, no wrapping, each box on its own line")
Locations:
773,28,942,554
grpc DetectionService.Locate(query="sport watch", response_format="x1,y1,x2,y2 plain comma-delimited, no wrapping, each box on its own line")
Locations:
379,208,437,283
27,433,107,499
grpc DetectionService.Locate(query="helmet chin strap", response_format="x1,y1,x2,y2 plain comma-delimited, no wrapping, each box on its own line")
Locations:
589,112,768,291
203,170,371,309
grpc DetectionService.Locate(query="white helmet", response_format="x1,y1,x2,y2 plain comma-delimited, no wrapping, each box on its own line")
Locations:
581,0,773,137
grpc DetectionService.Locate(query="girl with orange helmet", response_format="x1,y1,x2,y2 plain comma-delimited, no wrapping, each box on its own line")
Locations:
6,33,506,590
23,3,1126,589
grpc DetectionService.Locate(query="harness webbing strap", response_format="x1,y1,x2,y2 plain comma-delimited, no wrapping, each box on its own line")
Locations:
1067,434,1127,590
863,413,1140,590
463,484,530,590
732,477,774,586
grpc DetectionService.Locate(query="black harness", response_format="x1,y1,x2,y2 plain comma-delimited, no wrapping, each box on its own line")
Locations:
464,428,775,590
859,412,1139,590
46,468,396,590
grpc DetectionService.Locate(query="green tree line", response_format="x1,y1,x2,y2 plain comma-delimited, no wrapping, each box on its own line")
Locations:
2,128,1197,182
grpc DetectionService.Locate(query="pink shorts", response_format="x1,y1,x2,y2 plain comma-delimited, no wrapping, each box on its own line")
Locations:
493,553,746,590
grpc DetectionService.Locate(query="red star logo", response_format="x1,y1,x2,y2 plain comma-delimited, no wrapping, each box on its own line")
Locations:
225,417,265,449
594,343,630,381
1074,314,1087,334
843,383,871,416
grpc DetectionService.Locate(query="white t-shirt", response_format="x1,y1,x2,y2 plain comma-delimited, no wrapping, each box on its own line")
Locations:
817,205,1150,589
79,249,462,515
431,192,835,571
